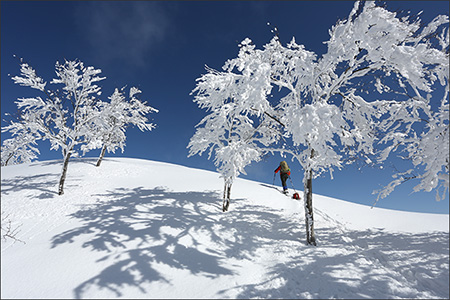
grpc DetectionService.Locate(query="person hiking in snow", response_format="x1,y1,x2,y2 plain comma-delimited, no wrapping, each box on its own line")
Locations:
274,161,291,194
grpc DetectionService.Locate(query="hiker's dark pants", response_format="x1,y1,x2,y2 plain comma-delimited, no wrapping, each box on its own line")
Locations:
280,172,289,190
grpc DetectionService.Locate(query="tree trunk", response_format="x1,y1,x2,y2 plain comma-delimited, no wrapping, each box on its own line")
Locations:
223,181,232,212
4,153,13,166
303,169,317,246
96,144,107,167
58,152,72,195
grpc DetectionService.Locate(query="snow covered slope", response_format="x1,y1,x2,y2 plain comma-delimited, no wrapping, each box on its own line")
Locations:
1,157,449,299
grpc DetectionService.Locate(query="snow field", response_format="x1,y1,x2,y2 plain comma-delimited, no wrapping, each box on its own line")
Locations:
1,157,448,299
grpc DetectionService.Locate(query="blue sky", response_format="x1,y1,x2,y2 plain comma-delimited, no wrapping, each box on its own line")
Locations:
1,1,448,214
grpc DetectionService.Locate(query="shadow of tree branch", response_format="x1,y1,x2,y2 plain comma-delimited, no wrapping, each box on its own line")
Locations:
51,186,302,298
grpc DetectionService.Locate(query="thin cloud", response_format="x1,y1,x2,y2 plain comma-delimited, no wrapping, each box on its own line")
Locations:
75,2,171,67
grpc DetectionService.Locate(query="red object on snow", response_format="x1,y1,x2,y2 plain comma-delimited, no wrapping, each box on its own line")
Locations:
292,192,300,200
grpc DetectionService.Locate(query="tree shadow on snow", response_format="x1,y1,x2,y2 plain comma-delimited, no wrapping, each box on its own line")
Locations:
2,158,101,199
50,186,303,298
1,173,59,199
227,223,449,299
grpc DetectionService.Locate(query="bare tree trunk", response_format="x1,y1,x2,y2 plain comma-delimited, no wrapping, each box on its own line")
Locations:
4,153,13,166
303,169,317,246
58,151,72,195
96,144,107,167
223,181,232,212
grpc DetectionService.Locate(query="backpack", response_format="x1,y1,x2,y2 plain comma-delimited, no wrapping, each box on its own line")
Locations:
292,192,300,200
280,161,290,173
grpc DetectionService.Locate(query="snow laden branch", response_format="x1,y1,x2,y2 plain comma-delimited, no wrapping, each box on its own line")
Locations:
189,0,448,245
290,0,447,239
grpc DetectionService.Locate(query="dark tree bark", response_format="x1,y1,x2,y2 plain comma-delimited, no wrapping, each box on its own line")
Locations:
223,182,232,212
58,151,72,195
303,169,317,246
4,153,13,166
96,145,107,167
303,147,317,246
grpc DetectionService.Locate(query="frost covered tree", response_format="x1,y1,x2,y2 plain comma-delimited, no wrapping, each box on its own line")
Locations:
4,58,159,194
275,1,447,244
89,86,158,167
188,65,280,212
189,1,448,245
4,59,106,195
190,36,359,244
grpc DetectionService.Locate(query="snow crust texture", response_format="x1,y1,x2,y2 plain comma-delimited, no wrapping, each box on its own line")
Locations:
1,158,449,299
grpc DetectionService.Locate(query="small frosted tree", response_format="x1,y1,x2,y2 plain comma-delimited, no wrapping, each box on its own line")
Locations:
188,65,280,212
90,86,158,167
5,59,104,195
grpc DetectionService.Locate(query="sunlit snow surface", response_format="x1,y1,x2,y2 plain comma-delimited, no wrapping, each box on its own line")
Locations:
1,158,448,299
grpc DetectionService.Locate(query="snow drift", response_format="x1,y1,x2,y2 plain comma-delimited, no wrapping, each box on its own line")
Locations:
1,157,448,299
